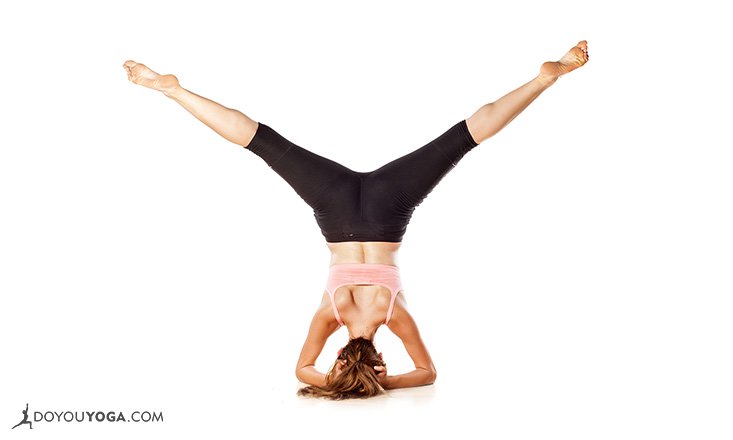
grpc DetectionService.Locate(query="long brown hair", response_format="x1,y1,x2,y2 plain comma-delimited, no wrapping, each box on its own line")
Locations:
297,337,386,400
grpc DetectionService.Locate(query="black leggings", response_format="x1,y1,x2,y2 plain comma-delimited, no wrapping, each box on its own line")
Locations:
246,119,480,243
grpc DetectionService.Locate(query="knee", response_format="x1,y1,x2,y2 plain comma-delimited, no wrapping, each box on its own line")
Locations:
236,116,259,148
465,113,486,145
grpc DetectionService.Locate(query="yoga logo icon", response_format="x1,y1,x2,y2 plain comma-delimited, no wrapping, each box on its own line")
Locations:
11,403,33,430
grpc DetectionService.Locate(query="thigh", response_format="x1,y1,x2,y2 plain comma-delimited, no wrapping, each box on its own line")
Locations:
367,119,479,208
247,122,358,208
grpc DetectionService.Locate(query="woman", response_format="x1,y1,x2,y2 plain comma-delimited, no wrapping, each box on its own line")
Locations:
123,41,589,400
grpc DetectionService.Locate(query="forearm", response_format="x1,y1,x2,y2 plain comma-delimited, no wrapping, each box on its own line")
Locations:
166,86,258,147
383,368,436,390
295,366,328,388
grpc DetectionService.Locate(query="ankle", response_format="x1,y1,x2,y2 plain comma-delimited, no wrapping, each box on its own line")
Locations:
535,73,558,88
162,85,184,99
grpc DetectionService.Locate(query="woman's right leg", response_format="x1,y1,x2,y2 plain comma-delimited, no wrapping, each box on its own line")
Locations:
465,40,589,144
364,41,589,228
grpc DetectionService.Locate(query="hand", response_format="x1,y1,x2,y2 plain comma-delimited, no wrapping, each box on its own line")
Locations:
374,365,389,388
333,360,347,377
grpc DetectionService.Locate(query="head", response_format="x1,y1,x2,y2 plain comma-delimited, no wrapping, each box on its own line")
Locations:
297,337,386,400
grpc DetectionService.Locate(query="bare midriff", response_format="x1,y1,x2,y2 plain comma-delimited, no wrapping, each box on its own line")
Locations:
326,241,402,267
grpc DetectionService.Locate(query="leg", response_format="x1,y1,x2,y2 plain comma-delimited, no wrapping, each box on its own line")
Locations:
123,60,357,211
466,76,555,144
359,117,478,243
245,123,366,243
167,86,258,148
466,40,589,143
123,61,258,147
245,122,359,209
363,41,590,237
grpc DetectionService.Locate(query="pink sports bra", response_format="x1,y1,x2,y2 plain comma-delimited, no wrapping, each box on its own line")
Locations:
325,263,404,326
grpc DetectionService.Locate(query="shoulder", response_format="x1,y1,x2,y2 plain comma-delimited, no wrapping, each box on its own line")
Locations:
384,293,435,375
312,291,340,328
386,294,418,336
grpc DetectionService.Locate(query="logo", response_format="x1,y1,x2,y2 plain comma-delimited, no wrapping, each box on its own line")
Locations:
10,403,163,430
11,403,32,430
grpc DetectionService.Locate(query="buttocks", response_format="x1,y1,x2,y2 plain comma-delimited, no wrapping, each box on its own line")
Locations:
311,170,415,243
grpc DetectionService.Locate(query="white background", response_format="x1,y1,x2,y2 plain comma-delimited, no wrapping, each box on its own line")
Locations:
1,0,731,439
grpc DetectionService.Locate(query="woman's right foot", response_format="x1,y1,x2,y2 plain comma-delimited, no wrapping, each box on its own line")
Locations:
123,60,180,96
539,40,589,79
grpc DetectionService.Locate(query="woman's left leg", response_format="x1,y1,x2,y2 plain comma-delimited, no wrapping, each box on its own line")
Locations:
123,60,358,215
123,60,260,148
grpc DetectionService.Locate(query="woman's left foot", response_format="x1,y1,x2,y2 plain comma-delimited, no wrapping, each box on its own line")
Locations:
122,60,180,96
539,40,589,80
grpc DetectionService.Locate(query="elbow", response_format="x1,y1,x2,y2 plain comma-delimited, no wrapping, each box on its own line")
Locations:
295,366,306,384
426,366,437,385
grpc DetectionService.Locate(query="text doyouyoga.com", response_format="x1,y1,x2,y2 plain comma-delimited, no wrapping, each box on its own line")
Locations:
10,404,163,428
34,410,163,422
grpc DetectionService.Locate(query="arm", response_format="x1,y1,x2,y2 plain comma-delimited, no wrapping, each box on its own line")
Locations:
295,293,341,387
383,297,437,390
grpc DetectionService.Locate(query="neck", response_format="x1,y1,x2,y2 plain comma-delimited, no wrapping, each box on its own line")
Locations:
348,325,379,341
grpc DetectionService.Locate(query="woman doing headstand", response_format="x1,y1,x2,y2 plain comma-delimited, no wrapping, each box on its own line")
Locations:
123,40,589,400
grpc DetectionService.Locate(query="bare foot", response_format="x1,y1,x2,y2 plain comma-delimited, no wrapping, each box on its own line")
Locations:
539,40,589,80
123,60,180,96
